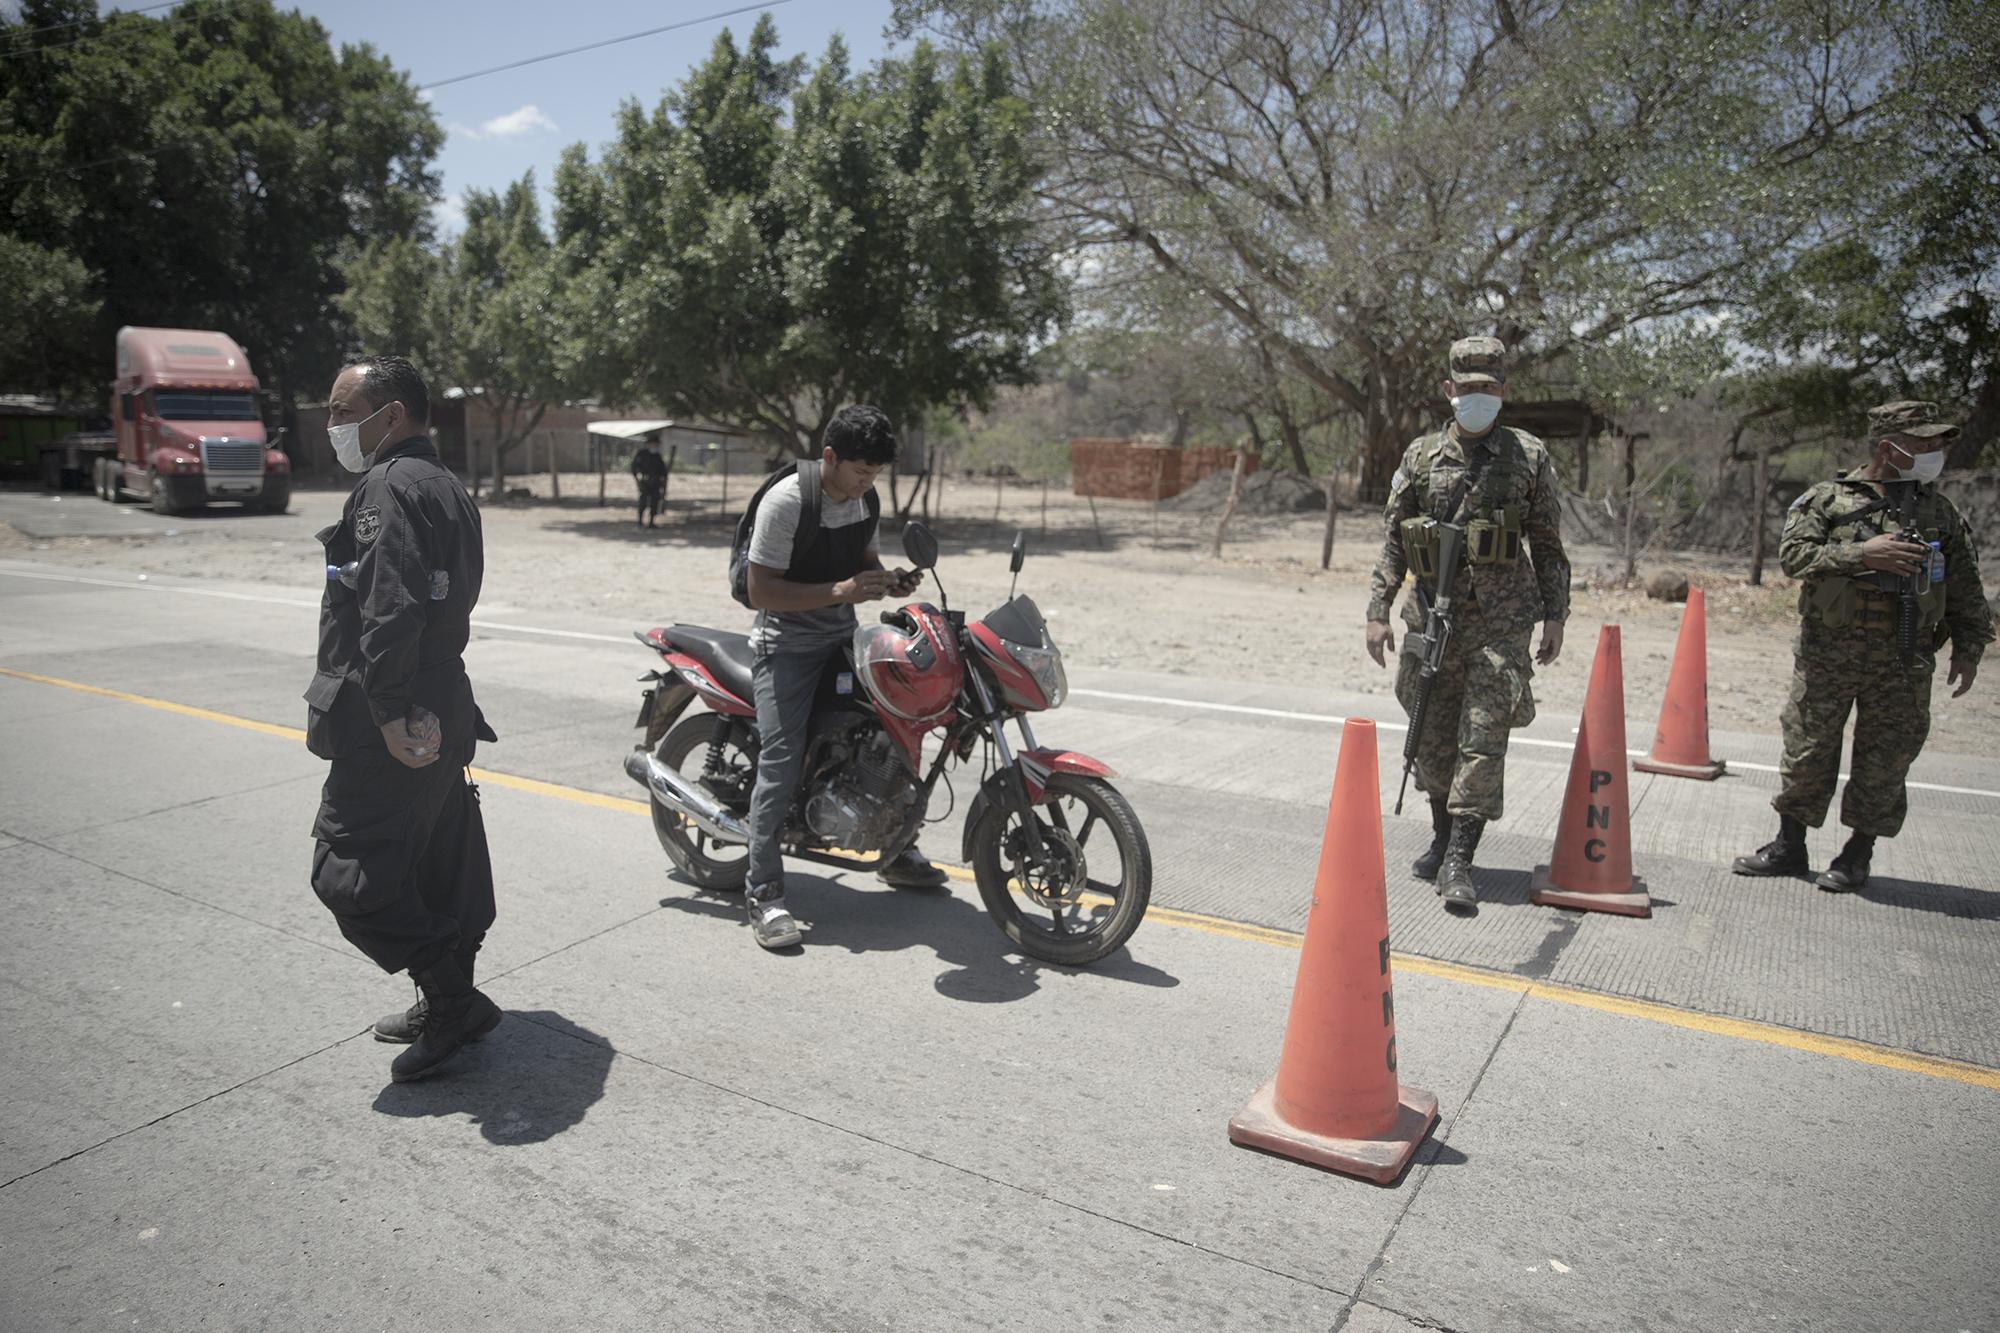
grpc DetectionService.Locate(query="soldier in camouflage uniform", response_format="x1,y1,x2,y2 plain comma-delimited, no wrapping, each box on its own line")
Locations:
1366,337,1571,910
1733,401,1992,891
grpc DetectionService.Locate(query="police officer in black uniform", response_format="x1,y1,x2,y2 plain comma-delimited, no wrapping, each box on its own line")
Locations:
306,355,502,1083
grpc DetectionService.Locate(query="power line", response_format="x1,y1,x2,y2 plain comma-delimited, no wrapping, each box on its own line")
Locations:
416,0,797,92
1,0,180,42
0,0,803,190
0,0,214,61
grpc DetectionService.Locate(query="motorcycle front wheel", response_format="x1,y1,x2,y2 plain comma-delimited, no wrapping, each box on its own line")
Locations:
968,774,1151,966
651,712,754,892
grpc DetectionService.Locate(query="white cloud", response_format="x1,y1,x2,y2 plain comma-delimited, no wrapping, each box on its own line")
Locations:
431,194,466,235
460,104,557,140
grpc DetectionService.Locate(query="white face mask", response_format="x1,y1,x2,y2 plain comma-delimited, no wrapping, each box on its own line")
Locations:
1889,441,1944,484
1452,392,1502,434
330,403,390,473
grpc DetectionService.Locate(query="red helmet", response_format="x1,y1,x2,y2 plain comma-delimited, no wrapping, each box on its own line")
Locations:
854,611,959,722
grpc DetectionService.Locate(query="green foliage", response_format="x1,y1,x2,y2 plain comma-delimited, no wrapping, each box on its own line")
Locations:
551,18,1066,454
342,173,564,474
0,234,99,396
0,0,440,398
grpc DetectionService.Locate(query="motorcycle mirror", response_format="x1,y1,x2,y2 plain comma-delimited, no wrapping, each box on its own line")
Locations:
1009,531,1027,574
902,521,940,570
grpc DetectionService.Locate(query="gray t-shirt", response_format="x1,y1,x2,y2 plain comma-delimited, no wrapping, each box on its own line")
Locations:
747,472,878,653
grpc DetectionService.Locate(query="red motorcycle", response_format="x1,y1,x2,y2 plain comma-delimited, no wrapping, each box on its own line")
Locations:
623,524,1150,965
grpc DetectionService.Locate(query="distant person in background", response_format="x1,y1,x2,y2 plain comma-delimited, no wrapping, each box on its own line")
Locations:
632,438,669,528
306,354,503,1083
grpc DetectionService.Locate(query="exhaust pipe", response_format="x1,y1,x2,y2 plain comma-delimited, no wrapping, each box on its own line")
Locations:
623,749,750,844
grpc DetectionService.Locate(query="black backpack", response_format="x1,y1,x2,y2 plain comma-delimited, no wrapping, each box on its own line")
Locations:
728,459,880,608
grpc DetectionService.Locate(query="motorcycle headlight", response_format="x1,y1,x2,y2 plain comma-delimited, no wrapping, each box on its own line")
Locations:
1009,637,1067,709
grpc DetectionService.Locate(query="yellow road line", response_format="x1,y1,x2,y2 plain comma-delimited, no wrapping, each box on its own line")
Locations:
6,663,1996,1092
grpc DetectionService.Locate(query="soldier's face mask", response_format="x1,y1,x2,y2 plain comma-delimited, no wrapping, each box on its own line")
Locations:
1452,393,1502,434
330,402,392,473
1886,439,1945,484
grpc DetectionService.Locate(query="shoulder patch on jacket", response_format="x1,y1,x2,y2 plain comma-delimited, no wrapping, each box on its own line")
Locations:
355,506,382,543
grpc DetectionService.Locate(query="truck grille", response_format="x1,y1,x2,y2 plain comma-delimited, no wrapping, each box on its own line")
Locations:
202,439,264,473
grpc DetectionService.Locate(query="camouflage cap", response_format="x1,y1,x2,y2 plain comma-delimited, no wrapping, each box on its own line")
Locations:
1868,400,1959,440
1448,336,1507,387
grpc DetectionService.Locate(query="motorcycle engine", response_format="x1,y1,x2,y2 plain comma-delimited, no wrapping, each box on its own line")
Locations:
803,728,918,851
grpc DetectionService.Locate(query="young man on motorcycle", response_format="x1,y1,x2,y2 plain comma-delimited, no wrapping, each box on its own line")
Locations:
741,405,948,948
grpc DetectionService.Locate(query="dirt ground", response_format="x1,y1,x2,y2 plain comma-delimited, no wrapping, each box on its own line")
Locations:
5,470,1996,750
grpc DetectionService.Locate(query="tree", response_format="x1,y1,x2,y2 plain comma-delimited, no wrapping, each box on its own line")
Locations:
1726,0,1999,469
895,0,1907,495
342,175,566,496
0,0,441,401
0,235,99,397
550,17,1066,455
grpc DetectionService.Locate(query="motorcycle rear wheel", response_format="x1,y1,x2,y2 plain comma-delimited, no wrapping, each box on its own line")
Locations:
652,712,753,892
969,774,1151,966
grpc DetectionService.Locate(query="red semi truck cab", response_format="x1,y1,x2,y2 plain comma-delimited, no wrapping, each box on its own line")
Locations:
102,326,290,514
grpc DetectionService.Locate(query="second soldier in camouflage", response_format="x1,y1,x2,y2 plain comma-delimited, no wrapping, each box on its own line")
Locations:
1733,401,1991,891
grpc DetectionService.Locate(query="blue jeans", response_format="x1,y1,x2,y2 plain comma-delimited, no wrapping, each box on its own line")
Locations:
744,643,840,890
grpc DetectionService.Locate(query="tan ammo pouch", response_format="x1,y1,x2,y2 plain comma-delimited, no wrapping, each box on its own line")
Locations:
1809,570,1943,634
1401,515,1440,579
1464,506,1522,566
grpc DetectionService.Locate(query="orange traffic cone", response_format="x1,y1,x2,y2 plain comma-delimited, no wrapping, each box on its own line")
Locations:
1228,718,1439,1184
1634,586,1726,780
1531,625,1651,917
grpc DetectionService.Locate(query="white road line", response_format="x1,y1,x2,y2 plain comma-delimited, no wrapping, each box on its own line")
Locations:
1068,687,2000,801
0,566,630,643
8,565,1998,801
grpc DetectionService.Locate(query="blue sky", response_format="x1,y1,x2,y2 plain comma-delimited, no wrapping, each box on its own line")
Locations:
264,1,901,231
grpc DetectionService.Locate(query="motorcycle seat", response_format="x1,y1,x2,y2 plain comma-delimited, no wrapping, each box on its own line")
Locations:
663,624,757,704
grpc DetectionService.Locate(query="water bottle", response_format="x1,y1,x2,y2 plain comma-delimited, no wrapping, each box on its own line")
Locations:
327,561,360,589
1927,540,1945,585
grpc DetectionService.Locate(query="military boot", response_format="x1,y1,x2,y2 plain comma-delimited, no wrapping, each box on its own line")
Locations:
374,941,484,1044
1411,797,1452,881
1732,815,1809,877
1437,817,1484,910
389,955,503,1083
1816,832,1874,893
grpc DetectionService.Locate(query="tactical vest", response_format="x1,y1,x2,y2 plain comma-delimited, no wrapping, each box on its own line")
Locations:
1400,432,1522,581
1806,485,1948,637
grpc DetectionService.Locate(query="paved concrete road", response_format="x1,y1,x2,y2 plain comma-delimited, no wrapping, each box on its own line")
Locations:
2,560,1997,1331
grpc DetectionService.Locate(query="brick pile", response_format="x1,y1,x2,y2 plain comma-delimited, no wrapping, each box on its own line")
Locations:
1068,438,1256,500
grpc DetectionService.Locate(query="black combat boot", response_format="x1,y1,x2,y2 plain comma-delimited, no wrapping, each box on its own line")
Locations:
1412,797,1452,881
1437,817,1484,910
1816,832,1874,893
373,939,485,1045
389,954,502,1082
1732,815,1809,877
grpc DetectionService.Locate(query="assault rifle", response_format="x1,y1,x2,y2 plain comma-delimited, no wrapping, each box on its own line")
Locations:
1881,480,1924,676
1395,519,1466,816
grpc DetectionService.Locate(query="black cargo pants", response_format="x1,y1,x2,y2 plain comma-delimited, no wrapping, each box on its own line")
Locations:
310,744,495,975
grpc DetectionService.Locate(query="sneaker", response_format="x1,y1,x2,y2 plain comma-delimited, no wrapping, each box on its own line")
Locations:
746,885,802,949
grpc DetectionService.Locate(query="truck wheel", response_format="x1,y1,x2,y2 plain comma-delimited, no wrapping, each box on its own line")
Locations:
150,471,180,516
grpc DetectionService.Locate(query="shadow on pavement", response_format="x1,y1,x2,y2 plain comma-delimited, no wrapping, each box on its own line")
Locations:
1850,876,2000,919
370,1009,613,1146
659,873,1179,1004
